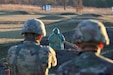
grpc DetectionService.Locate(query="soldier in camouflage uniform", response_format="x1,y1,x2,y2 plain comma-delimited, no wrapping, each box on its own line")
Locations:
48,27,65,50
56,19,113,75
7,19,57,75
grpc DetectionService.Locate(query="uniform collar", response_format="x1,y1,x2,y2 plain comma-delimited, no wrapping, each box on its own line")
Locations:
78,50,97,55
23,41,40,45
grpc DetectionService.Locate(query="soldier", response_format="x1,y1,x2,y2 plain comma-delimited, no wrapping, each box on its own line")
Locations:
56,19,113,75
7,19,57,75
48,27,65,50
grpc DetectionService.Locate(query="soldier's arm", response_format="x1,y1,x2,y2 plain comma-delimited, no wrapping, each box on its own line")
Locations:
48,46,57,67
7,46,17,75
7,46,17,64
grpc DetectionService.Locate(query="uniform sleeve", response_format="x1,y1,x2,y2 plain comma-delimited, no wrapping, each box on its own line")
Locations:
48,46,57,68
7,45,17,75
7,45,17,65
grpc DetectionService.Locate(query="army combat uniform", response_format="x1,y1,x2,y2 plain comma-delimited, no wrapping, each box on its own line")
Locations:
57,51,113,75
7,41,57,75
7,19,57,75
56,19,113,75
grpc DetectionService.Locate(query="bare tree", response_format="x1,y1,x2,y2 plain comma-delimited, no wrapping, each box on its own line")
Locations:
22,0,31,5
48,0,56,5
12,0,18,4
39,0,47,6
79,0,83,10
60,0,69,10
73,0,83,13
3,0,8,4
27,0,32,5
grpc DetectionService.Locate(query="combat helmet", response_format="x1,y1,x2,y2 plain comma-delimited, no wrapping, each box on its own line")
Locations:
73,19,109,45
21,19,46,36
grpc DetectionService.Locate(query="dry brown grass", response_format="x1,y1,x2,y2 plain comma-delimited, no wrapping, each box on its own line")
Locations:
0,4,112,14
0,15,44,21
0,38,23,44
82,7,112,15
0,4,113,44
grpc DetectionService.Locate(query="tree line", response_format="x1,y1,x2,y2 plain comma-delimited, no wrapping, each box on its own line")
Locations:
0,0,113,8
83,0,113,8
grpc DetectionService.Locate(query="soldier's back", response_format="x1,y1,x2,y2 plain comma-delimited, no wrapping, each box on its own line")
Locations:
7,41,51,75
57,51,113,75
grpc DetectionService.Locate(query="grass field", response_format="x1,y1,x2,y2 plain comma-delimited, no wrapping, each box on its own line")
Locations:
0,4,113,55
0,4,113,74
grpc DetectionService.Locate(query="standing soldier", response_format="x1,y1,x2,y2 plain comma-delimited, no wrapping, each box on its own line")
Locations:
56,19,113,75
48,27,65,50
7,19,57,75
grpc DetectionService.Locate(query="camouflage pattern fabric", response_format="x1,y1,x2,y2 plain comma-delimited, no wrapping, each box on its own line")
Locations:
21,19,46,36
7,41,57,75
56,51,113,75
56,20,113,75
48,27,65,50
73,19,109,45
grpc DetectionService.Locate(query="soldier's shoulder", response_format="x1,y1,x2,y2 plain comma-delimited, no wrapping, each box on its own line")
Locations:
57,59,78,74
8,43,24,52
40,45,55,53
40,45,51,51
58,59,75,69
8,45,18,52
